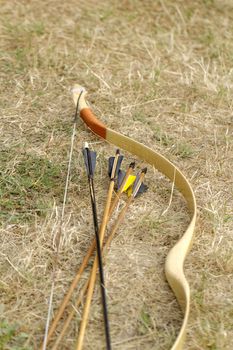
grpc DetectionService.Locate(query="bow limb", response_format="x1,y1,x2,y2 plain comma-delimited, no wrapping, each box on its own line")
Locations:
72,85,197,350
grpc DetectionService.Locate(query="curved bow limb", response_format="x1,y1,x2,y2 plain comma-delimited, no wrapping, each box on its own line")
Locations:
72,84,197,350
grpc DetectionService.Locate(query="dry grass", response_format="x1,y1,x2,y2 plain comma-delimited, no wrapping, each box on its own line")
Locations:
0,0,233,349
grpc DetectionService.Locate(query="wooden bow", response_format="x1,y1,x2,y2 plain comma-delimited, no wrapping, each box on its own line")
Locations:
72,85,197,350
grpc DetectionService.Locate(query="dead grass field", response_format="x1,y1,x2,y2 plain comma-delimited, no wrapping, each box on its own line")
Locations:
0,0,233,349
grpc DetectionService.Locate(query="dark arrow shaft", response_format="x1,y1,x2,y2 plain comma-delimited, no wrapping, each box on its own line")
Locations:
85,148,112,350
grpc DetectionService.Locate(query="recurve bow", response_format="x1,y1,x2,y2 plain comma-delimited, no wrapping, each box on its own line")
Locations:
72,85,197,350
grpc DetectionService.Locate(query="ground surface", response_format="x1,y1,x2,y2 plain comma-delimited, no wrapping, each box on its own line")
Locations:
0,0,233,349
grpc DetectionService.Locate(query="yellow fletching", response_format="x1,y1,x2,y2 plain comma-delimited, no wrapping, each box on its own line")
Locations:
126,186,133,197
123,175,136,196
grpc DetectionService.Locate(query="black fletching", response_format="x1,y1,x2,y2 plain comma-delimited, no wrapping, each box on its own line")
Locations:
83,148,97,177
108,155,124,179
117,169,126,190
133,173,148,197
136,182,148,196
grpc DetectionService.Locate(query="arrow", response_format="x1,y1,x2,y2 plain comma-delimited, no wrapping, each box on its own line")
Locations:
82,142,111,350
51,167,148,350
41,160,135,348
76,149,122,350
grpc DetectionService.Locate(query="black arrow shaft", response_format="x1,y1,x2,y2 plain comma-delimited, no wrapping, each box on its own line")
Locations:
85,148,112,350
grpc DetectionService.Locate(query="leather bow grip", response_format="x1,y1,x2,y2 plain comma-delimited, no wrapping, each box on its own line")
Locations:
72,85,107,139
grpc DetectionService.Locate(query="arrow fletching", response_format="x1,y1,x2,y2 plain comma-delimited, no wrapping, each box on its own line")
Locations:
116,161,136,190
82,142,97,177
126,168,148,197
116,169,125,189
108,149,123,180
133,168,148,197
134,182,148,196
122,173,136,192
